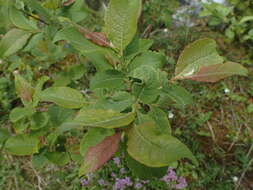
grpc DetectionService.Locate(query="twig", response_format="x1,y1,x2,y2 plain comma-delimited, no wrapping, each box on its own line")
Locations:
235,157,253,190
207,121,216,142
227,124,242,152
30,162,46,190
22,10,49,25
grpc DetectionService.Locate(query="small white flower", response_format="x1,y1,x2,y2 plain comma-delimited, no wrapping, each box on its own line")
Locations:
224,88,230,94
163,28,169,33
232,176,238,182
13,70,19,75
0,59,3,64
168,111,174,119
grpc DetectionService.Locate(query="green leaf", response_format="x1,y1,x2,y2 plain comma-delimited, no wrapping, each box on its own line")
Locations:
148,107,171,134
157,84,193,108
24,0,52,22
9,6,38,32
15,74,34,104
127,122,197,167
68,64,87,80
74,109,135,129
23,33,44,52
43,0,61,9
126,153,167,180
32,154,49,169
9,107,35,123
130,66,163,104
128,51,166,72
39,87,86,109
183,61,248,82
53,27,111,55
79,133,121,176
104,0,142,54
90,70,126,90
0,128,10,146
0,28,32,58
48,105,75,127
53,27,115,71
63,0,87,23
174,38,224,80
80,128,114,156
33,76,50,107
53,64,86,87
5,134,40,156
45,152,70,166
90,91,135,112
85,52,113,72
31,112,49,130
130,65,161,87
247,104,253,113
124,37,153,59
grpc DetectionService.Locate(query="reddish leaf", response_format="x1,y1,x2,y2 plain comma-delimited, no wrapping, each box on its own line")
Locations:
184,62,248,82
63,0,76,6
79,132,121,176
84,32,111,47
15,74,34,103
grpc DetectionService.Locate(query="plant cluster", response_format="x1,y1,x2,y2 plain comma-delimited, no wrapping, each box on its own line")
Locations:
200,0,253,43
0,0,248,182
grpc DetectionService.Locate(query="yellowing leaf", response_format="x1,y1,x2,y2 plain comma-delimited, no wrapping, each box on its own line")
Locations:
15,74,34,104
127,122,197,167
5,134,39,156
74,109,135,129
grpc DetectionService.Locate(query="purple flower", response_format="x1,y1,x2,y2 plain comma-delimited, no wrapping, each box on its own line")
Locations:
124,177,133,186
135,182,143,189
111,172,117,178
113,177,133,190
120,168,126,174
113,178,126,190
98,179,106,186
80,179,89,186
174,177,187,189
113,157,121,166
161,168,177,183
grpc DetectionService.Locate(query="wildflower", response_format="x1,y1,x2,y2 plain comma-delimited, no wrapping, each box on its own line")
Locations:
135,182,143,189
120,168,126,174
111,172,117,178
80,178,89,186
224,88,230,94
113,178,126,190
164,28,169,33
161,167,177,183
113,177,133,190
168,111,174,119
113,157,121,166
174,177,187,189
98,179,106,186
233,176,238,182
13,70,19,75
124,177,133,186
0,59,3,64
